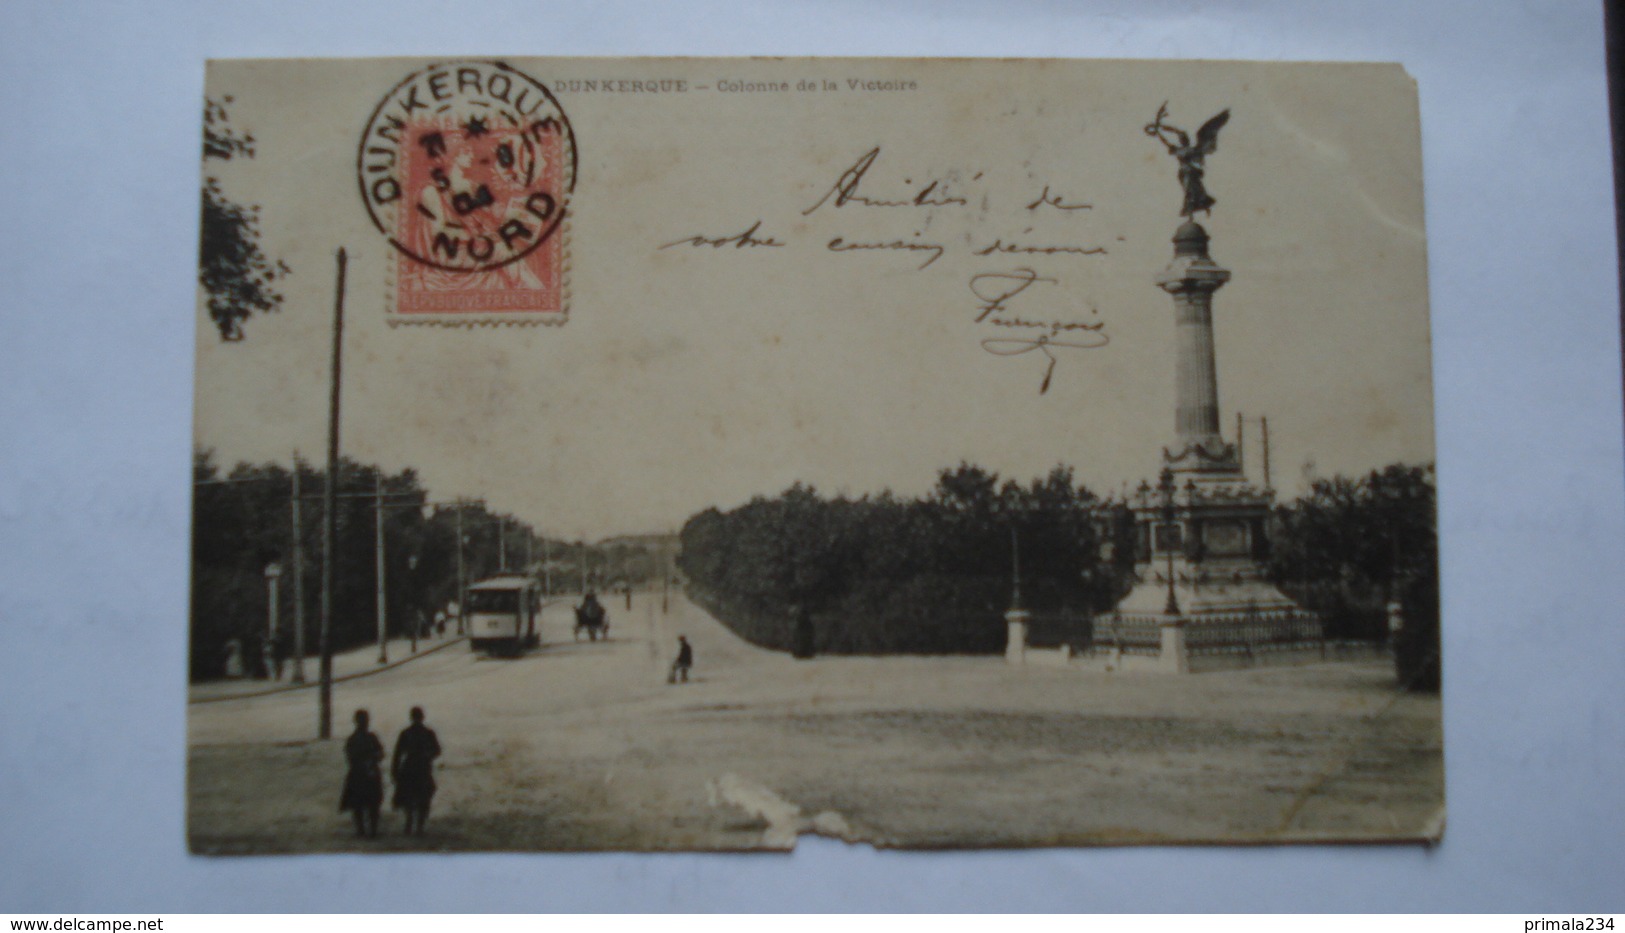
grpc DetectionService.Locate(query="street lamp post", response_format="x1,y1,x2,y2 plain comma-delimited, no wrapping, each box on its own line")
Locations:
264,562,283,678
289,455,306,683
1159,468,1181,617
375,474,388,664
1001,503,1033,665
497,515,507,572
455,504,467,634
1009,524,1022,611
407,552,420,654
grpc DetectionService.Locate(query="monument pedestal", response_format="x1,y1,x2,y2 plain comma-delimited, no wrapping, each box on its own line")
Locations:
1104,549,1323,673
1159,620,1188,675
1004,608,1030,665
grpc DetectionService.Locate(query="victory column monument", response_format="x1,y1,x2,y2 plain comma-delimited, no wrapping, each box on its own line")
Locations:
1108,104,1322,673
1010,105,1326,673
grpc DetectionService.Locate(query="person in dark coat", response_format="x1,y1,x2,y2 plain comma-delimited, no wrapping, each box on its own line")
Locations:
391,706,442,835
576,592,608,641
669,635,693,683
338,709,384,838
790,605,816,660
581,592,606,625
266,633,285,681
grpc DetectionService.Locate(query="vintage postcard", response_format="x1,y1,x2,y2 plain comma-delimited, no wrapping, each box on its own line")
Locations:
190,56,1440,852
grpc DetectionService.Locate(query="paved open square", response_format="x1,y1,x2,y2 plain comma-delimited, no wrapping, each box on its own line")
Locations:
188,591,1443,852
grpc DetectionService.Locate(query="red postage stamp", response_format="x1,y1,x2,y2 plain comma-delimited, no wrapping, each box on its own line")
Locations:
358,61,576,325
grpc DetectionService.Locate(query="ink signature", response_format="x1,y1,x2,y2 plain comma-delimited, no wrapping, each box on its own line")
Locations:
970,268,1055,321
970,268,1108,394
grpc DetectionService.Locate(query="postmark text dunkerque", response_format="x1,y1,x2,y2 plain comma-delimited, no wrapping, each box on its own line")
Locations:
359,61,577,274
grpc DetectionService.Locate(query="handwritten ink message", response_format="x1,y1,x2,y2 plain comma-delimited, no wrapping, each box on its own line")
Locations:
658,145,1115,393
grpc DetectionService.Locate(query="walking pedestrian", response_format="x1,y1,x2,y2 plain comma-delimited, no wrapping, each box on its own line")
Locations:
669,635,694,684
267,632,285,680
391,706,442,836
338,709,384,838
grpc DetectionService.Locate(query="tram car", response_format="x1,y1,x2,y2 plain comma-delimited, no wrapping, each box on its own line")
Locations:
465,575,542,656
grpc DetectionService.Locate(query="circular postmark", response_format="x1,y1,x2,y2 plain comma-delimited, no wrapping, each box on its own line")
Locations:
358,61,576,273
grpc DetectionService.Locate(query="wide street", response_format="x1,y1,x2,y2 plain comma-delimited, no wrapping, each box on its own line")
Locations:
188,590,1444,852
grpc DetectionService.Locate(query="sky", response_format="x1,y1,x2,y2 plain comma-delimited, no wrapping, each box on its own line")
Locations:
194,57,1434,538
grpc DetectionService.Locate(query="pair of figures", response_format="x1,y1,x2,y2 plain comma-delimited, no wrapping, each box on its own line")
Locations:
338,706,441,839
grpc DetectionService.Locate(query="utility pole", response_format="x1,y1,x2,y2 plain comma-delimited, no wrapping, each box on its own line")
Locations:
1261,416,1272,489
318,247,346,741
543,536,552,595
265,563,282,645
1009,524,1022,610
375,473,388,664
455,503,467,635
498,516,507,572
290,453,306,683
1236,412,1245,475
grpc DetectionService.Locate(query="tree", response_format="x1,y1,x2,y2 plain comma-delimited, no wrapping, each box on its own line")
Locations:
1271,464,1435,605
1269,462,1439,689
679,464,1113,655
200,96,289,341
188,451,549,680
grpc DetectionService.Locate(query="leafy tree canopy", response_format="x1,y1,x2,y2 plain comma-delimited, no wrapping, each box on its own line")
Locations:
199,96,289,342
